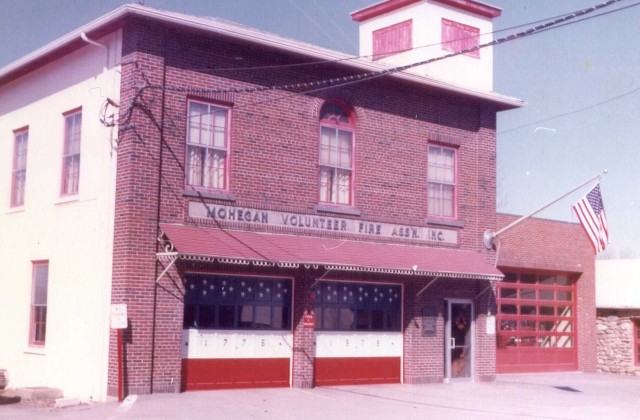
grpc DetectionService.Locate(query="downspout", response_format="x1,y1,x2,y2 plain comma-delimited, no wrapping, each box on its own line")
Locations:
80,32,110,69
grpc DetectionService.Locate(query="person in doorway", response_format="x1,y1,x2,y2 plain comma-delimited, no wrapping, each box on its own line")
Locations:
451,311,470,377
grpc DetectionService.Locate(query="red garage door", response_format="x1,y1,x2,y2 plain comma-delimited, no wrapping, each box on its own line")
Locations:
496,272,577,373
181,274,293,391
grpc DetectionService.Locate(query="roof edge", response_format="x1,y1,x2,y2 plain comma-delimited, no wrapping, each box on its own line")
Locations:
0,4,522,109
351,0,501,22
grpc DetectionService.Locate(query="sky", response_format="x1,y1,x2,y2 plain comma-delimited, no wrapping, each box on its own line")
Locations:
1,0,638,259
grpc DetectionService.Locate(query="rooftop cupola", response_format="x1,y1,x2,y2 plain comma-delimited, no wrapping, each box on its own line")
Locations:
351,0,501,91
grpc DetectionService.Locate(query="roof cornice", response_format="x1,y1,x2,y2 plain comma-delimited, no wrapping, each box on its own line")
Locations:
351,0,501,22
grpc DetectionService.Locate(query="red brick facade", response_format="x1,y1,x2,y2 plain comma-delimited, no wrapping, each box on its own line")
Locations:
105,17,594,396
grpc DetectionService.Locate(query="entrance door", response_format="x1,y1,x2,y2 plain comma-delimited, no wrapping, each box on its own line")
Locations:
445,300,473,381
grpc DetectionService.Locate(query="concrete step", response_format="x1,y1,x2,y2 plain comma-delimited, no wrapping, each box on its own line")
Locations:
14,386,62,401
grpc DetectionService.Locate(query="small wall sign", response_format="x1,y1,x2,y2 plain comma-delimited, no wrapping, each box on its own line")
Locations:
302,311,315,329
111,303,128,329
422,306,437,337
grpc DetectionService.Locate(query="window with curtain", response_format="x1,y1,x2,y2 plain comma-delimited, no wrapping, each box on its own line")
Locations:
319,102,354,205
186,101,229,190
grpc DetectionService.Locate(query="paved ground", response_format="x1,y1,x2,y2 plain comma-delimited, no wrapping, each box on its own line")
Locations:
1,373,639,419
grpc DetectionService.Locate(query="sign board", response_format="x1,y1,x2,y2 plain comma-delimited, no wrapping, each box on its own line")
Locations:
302,312,315,329
422,306,437,337
189,202,458,245
111,304,128,329
486,315,496,335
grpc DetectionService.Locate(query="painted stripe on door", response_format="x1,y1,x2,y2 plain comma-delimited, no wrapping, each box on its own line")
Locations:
182,358,290,391
314,357,401,386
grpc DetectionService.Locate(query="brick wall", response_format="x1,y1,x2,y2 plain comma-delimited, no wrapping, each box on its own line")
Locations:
496,214,597,373
403,278,497,383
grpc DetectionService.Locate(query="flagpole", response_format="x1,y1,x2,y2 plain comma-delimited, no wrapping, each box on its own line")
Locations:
484,170,608,249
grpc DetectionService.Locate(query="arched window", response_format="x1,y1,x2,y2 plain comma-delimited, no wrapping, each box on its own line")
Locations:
319,102,354,205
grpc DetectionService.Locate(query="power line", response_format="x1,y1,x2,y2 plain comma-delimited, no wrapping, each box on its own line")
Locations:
498,87,640,135
145,0,628,98
119,0,637,137
152,1,636,75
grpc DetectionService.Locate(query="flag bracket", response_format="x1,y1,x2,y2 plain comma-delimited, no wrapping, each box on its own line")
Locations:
484,170,607,250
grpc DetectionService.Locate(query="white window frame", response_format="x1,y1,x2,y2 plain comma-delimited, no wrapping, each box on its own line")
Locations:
319,103,354,206
30,261,49,347
186,100,230,191
11,128,28,207
428,145,457,218
61,109,82,196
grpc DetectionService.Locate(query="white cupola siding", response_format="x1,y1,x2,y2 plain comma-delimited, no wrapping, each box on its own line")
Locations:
352,0,500,92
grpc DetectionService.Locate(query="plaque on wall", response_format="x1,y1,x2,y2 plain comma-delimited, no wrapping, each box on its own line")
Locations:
422,306,437,337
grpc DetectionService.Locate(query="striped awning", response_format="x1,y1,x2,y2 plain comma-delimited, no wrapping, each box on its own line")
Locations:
158,223,503,281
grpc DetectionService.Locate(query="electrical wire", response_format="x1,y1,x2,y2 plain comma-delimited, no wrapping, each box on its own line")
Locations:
113,0,633,134
167,3,633,74
145,0,629,100
498,86,640,135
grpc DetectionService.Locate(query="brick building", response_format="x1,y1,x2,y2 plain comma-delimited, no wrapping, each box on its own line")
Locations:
494,215,597,374
0,1,596,401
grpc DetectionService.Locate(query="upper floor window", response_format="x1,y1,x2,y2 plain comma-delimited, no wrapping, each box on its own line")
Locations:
428,145,456,218
62,110,82,196
442,19,480,58
319,102,354,206
30,261,49,346
186,101,229,191
373,20,412,60
11,128,28,207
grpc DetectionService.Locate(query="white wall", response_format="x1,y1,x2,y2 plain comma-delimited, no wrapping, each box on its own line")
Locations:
182,329,293,359
0,30,122,401
596,259,640,309
357,0,495,91
315,331,402,357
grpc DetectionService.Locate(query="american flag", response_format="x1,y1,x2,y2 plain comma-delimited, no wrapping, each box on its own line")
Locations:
572,184,609,253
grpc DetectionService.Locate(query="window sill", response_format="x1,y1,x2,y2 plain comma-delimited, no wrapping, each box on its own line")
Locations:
315,204,361,217
24,347,46,356
55,194,80,206
5,206,25,215
427,218,464,228
183,189,236,202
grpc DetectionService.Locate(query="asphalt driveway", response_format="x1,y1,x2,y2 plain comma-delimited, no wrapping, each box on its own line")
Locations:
1,373,639,419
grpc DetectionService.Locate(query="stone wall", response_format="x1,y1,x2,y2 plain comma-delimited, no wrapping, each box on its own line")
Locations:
596,309,640,376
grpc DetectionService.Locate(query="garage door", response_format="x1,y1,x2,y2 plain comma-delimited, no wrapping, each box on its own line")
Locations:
496,272,577,373
312,281,402,385
181,275,293,390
